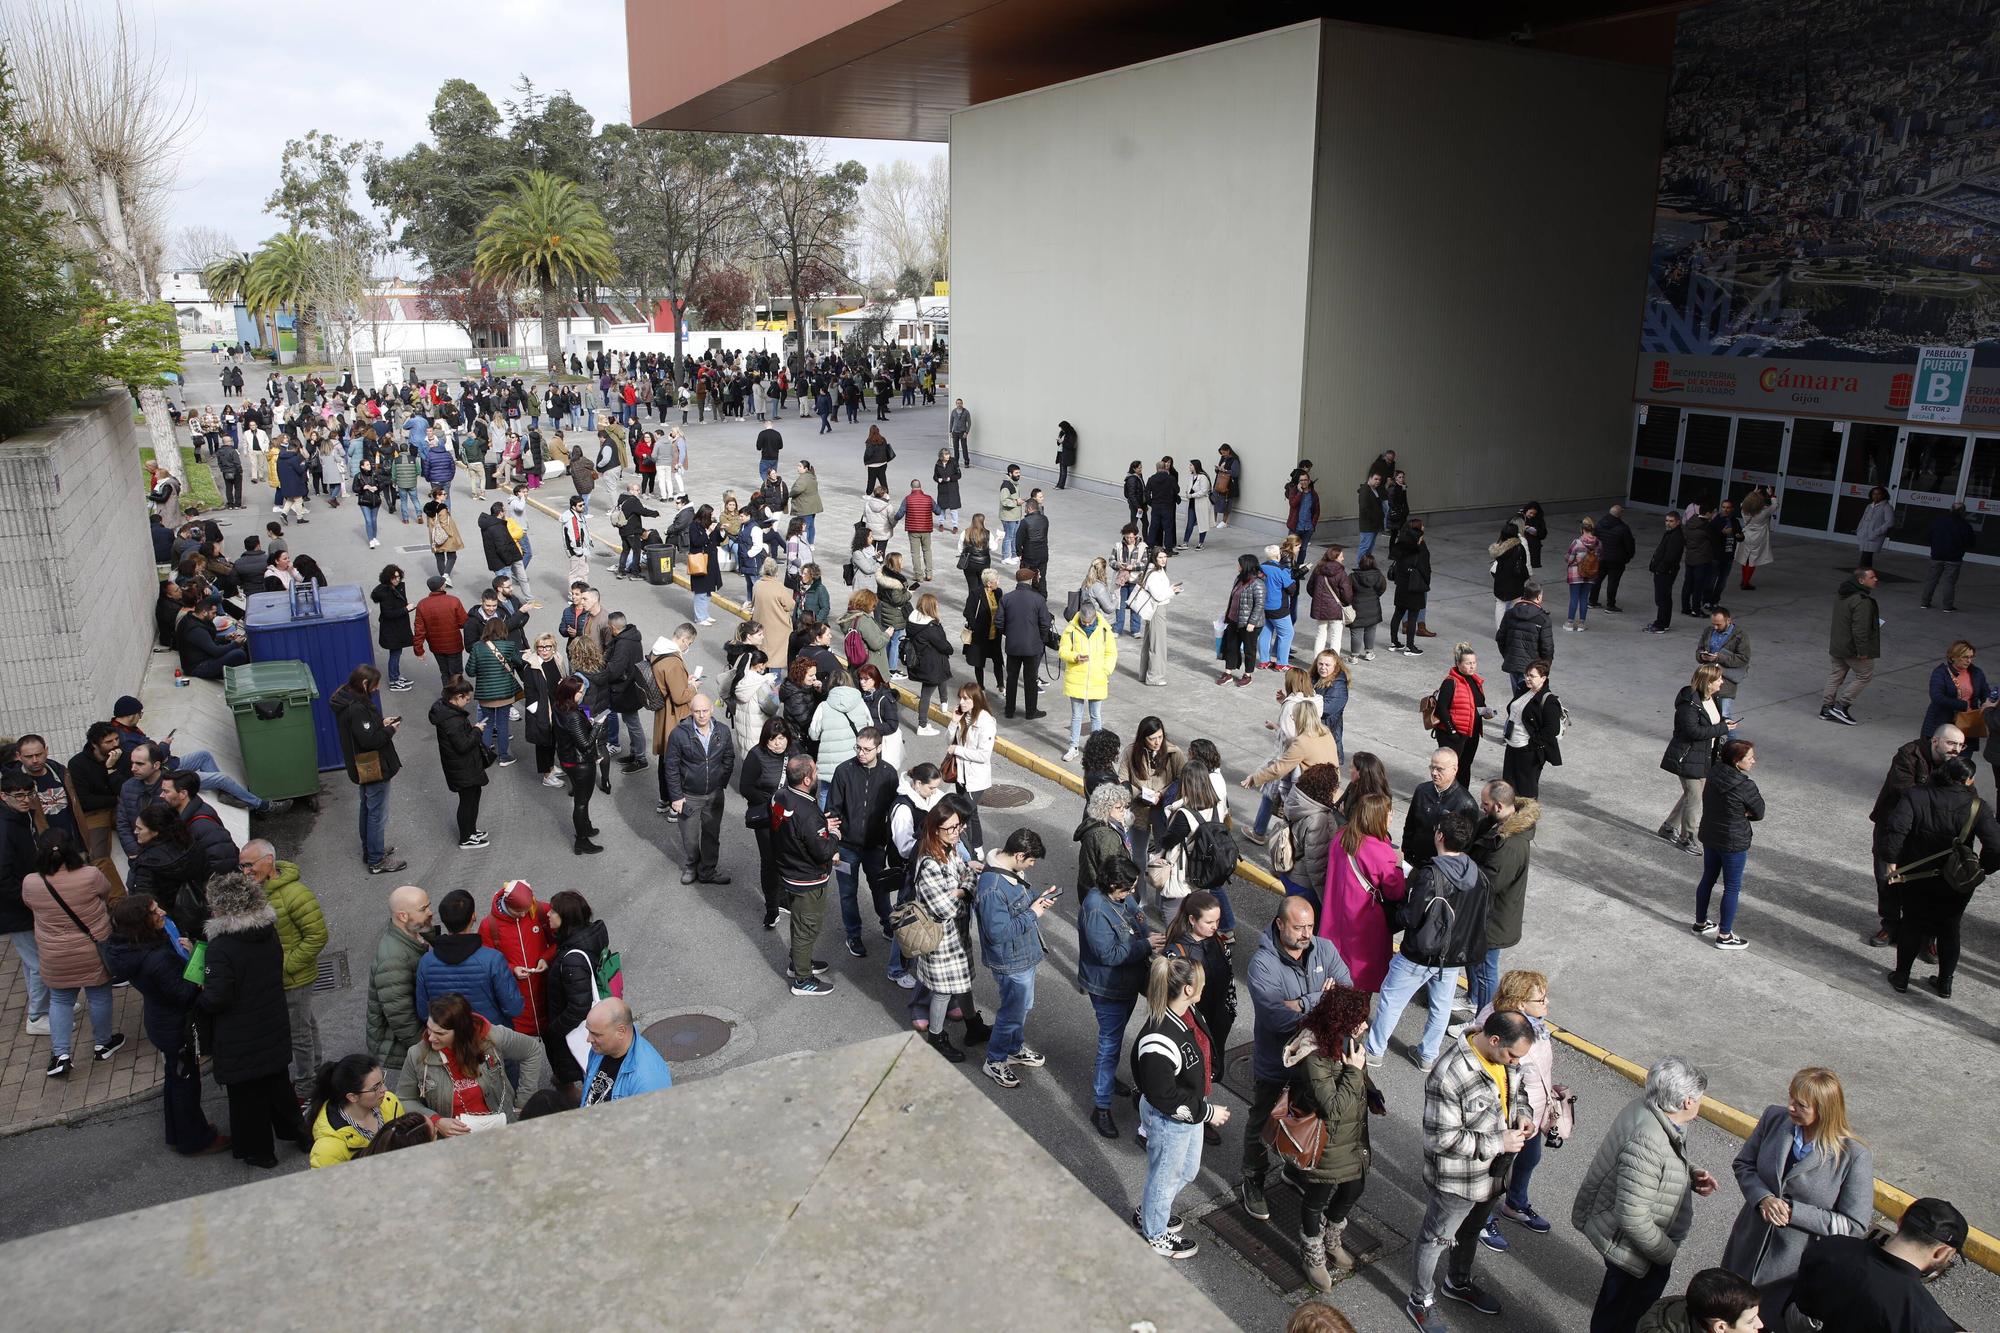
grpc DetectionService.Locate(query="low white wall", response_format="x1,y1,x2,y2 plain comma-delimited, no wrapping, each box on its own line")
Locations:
0,391,157,747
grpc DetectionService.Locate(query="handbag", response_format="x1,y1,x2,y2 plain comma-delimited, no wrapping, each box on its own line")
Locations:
888,899,946,956
1955,707,1990,740
685,550,709,577
563,946,610,1068
940,752,959,785
1340,603,1357,625
354,748,386,783
1260,1086,1327,1169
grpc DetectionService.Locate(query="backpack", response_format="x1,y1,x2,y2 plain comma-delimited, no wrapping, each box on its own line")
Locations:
1893,799,1986,893
1268,820,1297,875
1181,812,1239,891
1419,692,1440,732
633,658,667,712
843,628,869,668
1398,865,1461,961
1576,541,1601,581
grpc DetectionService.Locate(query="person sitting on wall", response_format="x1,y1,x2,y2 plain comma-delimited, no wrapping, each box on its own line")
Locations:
174,602,250,681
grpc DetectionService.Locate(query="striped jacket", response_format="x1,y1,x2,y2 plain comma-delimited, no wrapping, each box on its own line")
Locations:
1422,1037,1523,1202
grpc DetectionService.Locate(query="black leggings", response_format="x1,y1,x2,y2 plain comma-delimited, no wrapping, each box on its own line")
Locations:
564,765,595,838
957,784,988,856
1300,1176,1366,1238
455,788,481,840
1897,890,1968,983
1391,598,1423,645
753,827,782,920
1220,624,1257,673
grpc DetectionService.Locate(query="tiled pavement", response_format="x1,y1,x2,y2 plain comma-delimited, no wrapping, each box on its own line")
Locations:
0,940,163,1135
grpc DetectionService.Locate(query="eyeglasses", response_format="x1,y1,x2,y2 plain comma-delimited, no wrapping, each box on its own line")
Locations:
937,821,964,835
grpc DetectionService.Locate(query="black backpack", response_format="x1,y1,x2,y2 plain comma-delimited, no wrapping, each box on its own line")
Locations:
1894,799,1987,893
1181,812,1239,891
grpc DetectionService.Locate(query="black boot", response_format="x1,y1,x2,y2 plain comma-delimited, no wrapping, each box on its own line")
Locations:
960,1011,991,1045
574,838,603,855
927,1031,966,1064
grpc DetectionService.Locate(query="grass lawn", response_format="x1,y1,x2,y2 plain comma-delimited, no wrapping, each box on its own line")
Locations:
140,446,224,510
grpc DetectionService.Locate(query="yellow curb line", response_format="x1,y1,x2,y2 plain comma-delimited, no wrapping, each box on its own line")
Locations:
516,487,2000,1273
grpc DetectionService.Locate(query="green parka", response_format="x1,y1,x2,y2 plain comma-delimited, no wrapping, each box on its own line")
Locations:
365,923,428,1067
262,860,329,992
1283,1031,1374,1185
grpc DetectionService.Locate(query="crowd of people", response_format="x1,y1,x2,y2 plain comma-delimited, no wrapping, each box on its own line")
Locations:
8,347,1990,1333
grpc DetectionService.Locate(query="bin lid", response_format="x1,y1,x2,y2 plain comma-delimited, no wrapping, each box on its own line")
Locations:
223,660,321,706
245,585,369,628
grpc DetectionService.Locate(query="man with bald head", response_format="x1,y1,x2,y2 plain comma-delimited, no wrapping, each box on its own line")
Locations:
1403,749,1478,872
365,885,433,1066
1869,723,1966,948
582,997,674,1104
662,691,735,885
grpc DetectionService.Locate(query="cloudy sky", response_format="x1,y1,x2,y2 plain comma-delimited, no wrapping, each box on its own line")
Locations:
141,0,943,273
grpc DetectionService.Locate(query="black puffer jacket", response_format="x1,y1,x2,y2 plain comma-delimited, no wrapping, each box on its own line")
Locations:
1390,529,1431,599
1659,687,1729,779
128,840,209,940
545,917,610,1040
779,678,820,743
738,744,787,830
479,510,522,571
1879,779,2000,886
770,784,837,885
1697,761,1764,853
198,898,292,1085
1496,602,1554,674
430,698,489,791
105,934,201,1054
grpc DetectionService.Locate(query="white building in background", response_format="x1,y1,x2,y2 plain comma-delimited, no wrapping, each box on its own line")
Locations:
158,271,237,345
826,296,949,348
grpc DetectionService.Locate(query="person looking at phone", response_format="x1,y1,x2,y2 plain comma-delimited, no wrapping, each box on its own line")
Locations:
1279,983,1379,1292
1573,1055,1720,1333
972,828,1054,1089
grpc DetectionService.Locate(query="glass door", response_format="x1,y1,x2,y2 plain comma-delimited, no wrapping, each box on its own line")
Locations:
1629,405,1679,507
1966,437,2000,557
1834,423,1900,534
1779,418,1843,533
1730,417,1785,493
1891,432,1970,545
1674,412,1731,512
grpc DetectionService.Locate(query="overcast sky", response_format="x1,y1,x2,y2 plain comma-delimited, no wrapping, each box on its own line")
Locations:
143,0,944,273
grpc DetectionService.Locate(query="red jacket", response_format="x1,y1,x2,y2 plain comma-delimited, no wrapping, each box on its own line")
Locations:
479,889,557,1034
411,591,467,656
903,489,935,534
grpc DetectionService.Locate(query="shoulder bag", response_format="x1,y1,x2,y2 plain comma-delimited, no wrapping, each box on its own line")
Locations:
563,946,610,1068
1889,799,1986,893
41,877,113,972
1261,1085,1326,1169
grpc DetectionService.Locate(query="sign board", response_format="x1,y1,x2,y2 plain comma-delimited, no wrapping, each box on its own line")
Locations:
1635,353,2000,428
368,356,404,390
1908,346,1973,424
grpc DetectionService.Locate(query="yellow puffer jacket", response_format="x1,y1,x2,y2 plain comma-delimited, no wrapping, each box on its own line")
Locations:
309,1089,408,1167
1059,616,1118,701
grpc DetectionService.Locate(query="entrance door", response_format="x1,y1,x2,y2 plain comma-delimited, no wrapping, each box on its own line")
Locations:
1629,405,1679,506
1891,431,1971,546
1673,413,1730,513
1966,437,2000,558
1779,418,1843,533
1834,423,1899,535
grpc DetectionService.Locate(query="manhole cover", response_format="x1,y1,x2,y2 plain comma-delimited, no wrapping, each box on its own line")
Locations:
643,1012,734,1062
310,951,351,994
981,783,1034,809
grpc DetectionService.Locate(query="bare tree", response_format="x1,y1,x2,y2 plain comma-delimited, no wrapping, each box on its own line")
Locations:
172,223,235,272
738,139,865,368
859,156,948,291
1,0,196,483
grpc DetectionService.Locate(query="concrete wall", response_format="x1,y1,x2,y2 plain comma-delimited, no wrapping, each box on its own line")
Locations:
1301,24,1666,518
950,24,1321,525
0,391,156,748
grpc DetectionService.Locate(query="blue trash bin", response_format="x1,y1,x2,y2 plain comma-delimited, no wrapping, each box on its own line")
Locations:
244,585,373,771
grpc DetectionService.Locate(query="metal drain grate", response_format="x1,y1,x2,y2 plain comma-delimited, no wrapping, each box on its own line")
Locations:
310,950,352,993
1220,1041,1257,1100
979,782,1035,809
1203,1190,1391,1293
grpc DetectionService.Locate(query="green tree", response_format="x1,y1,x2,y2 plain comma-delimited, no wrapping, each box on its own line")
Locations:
473,170,618,370
0,53,179,440
200,249,268,347
365,79,517,278
738,139,865,366
245,232,325,363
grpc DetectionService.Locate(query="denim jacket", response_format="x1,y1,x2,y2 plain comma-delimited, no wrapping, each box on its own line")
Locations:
973,867,1045,975
1077,888,1151,1000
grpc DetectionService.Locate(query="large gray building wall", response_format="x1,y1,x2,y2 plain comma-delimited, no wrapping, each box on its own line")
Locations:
0,391,156,747
950,25,1322,525
1300,24,1666,519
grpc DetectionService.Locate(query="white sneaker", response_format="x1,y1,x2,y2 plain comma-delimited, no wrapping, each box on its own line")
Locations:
368,538,380,548
1062,746,1082,762
510,706,522,721
541,773,566,788
915,725,940,736
23,1015,49,1036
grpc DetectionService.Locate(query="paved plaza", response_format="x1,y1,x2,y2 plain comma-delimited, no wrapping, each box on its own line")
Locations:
3,361,1996,1329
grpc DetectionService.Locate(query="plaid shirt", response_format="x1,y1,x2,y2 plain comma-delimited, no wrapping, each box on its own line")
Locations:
1422,1039,1524,1202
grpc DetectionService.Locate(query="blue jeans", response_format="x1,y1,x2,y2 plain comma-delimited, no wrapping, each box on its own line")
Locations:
361,505,379,540
1067,697,1102,747
887,628,906,672
1114,584,1137,636
359,780,389,866
1467,947,1502,1015
1090,993,1137,1108
479,703,512,762
398,487,421,521
1001,519,1020,559
1183,505,1202,544
989,967,1036,1063
604,710,644,761
8,930,47,1019
1568,582,1590,622
386,648,403,682
1365,954,1460,1064
835,843,891,943
1253,792,1275,836
802,516,815,544
1696,846,1748,934
1257,614,1294,665
692,592,711,621
1356,531,1376,560
758,458,777,481
1139,1101,1205,1239
1505,1124,1544,1211
171,750,266,811
49,983,113,1058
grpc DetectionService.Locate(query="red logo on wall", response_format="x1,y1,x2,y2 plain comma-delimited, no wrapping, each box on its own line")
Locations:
1651,360,1685,392
1888,373,1912,409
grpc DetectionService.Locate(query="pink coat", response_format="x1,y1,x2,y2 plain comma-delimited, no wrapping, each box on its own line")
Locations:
22,866,113,989
1319,834,1407,992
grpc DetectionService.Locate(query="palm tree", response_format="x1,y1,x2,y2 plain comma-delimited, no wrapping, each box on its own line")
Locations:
201,250,272,352
474,171,618,371
245,232,323,364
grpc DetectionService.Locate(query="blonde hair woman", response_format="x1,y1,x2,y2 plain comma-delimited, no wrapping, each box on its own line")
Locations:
1720,1067,1873,1319
1130,953,1229,1257
1658,662,1736,850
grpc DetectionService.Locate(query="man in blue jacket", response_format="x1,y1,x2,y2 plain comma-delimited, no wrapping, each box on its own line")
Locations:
414,889,522,1028
972,829,1055,1090
1922,501,1976,612
582,997,673,1104
1258,544,1297,670
1240,894,1351,1219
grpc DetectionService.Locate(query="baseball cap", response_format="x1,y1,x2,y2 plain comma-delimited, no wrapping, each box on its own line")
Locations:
113,695,143,719
1900,1198,1968,1250
502,880,534,915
